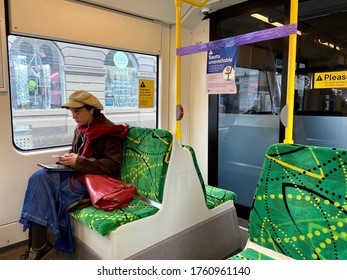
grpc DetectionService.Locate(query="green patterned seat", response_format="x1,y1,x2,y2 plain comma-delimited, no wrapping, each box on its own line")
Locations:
205,184,236,209
70,127,172,236
229,248,274,260
183,145,236,209
70,199,159,236
229,143,347,260
120,127,172,203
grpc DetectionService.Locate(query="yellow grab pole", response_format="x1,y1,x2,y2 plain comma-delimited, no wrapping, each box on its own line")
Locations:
174,0,208,142
284,0,298,144
175,0,182,141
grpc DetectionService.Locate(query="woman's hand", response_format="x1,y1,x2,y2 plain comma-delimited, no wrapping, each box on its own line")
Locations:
57,153,78,167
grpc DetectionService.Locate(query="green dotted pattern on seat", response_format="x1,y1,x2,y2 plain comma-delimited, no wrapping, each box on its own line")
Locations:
70,127,172,236
183,145,236,209
121,126,172,203
228,248,274,260
244,143,347,260
205,185,237,209
183,145,206,200
70,199,159,236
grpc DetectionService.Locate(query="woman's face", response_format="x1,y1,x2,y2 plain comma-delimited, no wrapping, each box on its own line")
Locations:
70,107,93,126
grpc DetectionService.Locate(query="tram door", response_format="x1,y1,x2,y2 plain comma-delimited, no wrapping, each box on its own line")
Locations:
218,64,281,209
209,3,287,214
216,46,347,213
212,0,347,216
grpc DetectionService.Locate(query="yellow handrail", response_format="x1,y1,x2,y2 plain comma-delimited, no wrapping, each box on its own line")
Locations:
174,0,208,142
284,0,298,144
175,0,182,141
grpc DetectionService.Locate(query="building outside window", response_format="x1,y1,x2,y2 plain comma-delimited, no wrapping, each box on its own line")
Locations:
105,50,138,108
8,36,158,150
9,37,65,110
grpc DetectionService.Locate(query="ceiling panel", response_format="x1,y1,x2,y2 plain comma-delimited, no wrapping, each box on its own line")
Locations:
73,0,248,28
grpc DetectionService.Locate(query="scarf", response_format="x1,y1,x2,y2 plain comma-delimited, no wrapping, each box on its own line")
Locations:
77,114,128,158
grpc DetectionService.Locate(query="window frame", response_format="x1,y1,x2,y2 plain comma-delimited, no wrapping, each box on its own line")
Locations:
8,35,159,151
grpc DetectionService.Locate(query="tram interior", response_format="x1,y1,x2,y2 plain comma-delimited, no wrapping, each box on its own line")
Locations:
2,0,347,260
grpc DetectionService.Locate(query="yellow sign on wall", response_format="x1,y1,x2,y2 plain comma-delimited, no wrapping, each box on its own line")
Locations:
138,79,154,108
314,71,347,89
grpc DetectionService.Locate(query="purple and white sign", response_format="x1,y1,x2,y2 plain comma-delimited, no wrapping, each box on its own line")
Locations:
206,45,237,94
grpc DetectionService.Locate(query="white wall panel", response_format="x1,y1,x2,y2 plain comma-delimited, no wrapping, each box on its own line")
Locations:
190,19,209,182
8,0,162,54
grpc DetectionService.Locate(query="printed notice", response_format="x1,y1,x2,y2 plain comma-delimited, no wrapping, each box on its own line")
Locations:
206,45,238,94
139,79,155,108
314,71,347,89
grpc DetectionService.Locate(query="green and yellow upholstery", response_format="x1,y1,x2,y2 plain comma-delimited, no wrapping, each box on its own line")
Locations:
69,199,159,236
70,127,172,236
205,185,237,209
120,126,172,203
230,248,275,260
183,145,236,209
229,143,347,260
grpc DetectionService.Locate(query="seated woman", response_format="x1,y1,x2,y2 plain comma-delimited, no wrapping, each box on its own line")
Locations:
19,90,128,260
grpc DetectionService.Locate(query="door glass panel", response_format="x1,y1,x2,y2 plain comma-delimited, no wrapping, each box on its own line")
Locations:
217,6,284,208
292,1,347,148
217,1,347,211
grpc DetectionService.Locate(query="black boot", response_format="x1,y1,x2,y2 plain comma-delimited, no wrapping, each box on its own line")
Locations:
21,241,54,260
20,223,53,260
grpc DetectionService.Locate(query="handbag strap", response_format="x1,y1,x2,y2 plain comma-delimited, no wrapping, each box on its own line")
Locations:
67,174,92,212
66,194,91,212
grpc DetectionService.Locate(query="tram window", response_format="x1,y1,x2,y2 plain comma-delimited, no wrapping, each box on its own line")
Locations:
219,63,282,115
293,76,347,116
8,35,158,150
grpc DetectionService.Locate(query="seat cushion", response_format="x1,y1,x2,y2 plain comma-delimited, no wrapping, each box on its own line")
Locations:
70,199,159,236
205,185,237,209
183,145,237,209
228,248,274,260
183,145,206,200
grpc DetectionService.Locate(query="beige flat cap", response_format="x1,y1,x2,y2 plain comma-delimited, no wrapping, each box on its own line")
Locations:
61,90,103,110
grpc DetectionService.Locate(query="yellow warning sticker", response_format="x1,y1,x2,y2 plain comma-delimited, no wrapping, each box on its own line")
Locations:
139,79,154,108
314,71,347,89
